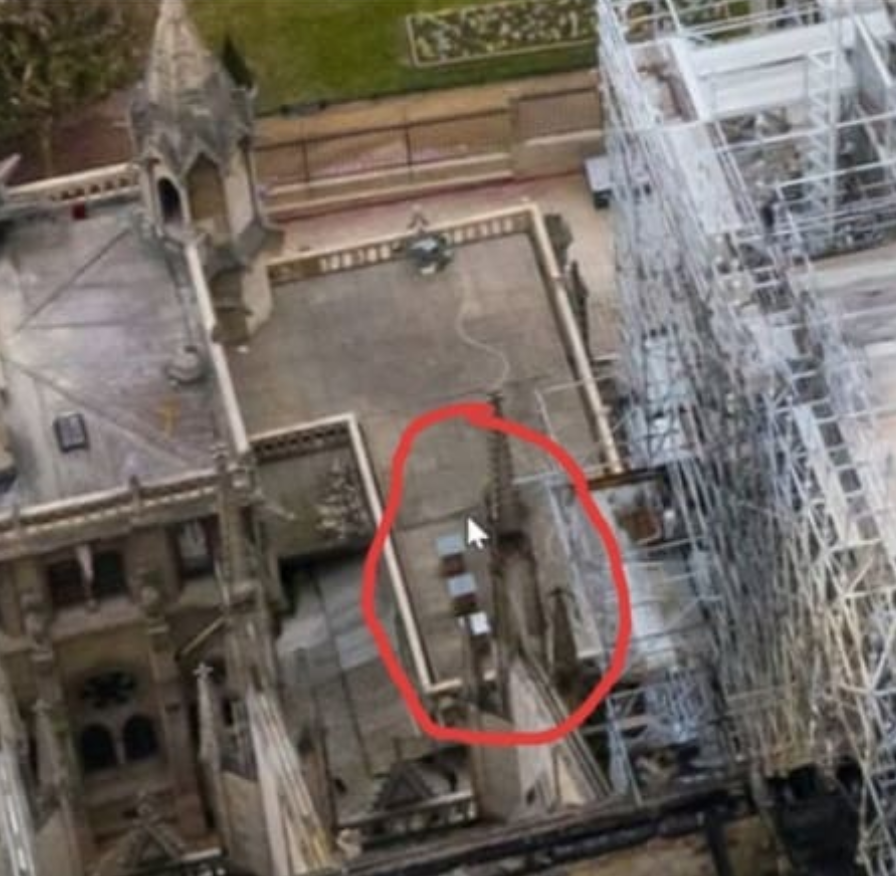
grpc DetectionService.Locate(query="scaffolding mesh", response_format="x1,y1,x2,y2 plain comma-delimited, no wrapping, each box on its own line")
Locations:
600,0,896,869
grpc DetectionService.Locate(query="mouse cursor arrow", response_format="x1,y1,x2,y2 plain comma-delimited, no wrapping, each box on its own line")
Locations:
465,516,490,550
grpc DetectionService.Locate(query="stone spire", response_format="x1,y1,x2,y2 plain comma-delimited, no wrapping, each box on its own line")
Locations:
130,0,252,174
130,0,282,344
486,392,524,538
146,0,213,102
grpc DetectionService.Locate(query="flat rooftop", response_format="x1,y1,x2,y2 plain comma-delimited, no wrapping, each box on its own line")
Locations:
230,229,596,682
277,556,430,822
0,206,221,508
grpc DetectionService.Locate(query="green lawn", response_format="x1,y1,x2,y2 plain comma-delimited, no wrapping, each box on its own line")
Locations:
189,0,594,113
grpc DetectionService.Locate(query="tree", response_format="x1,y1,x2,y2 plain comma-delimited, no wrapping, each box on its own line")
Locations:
0,0,145,175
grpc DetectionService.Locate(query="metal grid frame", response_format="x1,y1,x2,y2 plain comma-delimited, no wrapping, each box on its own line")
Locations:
600,0,896,869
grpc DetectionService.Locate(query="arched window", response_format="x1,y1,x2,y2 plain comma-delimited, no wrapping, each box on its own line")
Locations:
157,178,184,229
122,714,159,762
80,724,117,773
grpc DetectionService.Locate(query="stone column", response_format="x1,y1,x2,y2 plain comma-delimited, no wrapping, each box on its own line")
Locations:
195,664,231,846
486,392,524,538
215,452,278,691
136,562,206,838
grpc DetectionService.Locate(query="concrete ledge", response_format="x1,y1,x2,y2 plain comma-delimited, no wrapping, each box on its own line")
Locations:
267,166,515,221
264,130,602,220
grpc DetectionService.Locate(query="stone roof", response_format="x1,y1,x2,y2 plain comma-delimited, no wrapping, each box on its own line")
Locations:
130,0,253,176
0,207,222,508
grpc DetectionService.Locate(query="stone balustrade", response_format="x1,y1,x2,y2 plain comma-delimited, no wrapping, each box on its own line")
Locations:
0,420,363,557
6,163,138,206
0,470,219,560
267,207,533,286
251,418,353,462
339,790,478,839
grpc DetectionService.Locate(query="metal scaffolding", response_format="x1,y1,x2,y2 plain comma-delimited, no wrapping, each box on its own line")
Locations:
600,0,896,870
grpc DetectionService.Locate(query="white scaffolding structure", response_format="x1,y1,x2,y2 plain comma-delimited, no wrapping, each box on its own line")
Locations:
600,0,896,870
545,475,724,801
